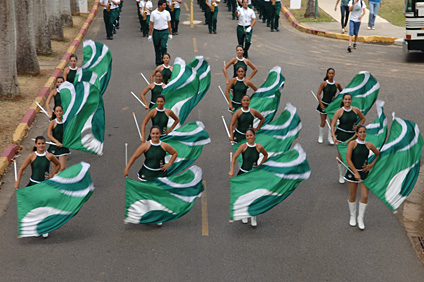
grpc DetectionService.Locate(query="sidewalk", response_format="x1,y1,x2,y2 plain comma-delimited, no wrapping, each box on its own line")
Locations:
282,0,404,43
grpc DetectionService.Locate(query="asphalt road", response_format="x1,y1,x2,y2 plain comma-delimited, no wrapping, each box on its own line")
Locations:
1,3,424,281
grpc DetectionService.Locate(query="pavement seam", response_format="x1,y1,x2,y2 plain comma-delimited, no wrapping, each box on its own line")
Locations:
280,3,398,44
0,1,100,180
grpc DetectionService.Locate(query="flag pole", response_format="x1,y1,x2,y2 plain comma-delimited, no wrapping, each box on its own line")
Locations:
140,72,150,85
125,143,128,166
133,112,142,139
35,102,50,117
218,86,229,104
221,116,231,138
31,138,56,146
130,91,147,108
336,157,356,175
230,152,233,168
13,159,17,182
310,90,331,130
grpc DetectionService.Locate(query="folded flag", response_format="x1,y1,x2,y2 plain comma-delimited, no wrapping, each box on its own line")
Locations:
230,144,310,221
125,166,204,224
187,56,211,110
60,81,105,155
17,162,94,237
161,121,211,176
325,71,379,121
363,114,423,210
249,66,285,127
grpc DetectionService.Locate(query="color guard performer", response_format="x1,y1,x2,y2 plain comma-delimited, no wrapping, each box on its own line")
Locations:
225,66,257,112
150,53,173,84
223,45,258,84
140,70,166,110
235,0,256,59
149,0,173,66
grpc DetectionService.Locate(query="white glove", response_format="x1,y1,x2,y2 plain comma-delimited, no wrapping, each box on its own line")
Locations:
168,34,173,40
246,27,251,33
148,35,152,42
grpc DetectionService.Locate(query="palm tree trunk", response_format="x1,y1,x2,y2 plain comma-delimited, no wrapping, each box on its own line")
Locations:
46,0,64,41
60,0,73,27
305,0,320,18
34,0,52,55
0,0,20,98
70,0,80,16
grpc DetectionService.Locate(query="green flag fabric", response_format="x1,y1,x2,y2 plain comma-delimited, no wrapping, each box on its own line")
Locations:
187,56,211,109
161,57,200,128
363,114,423,210
232,103,302,165
60,81,105,155
325,71,380,120
161,121,211,175
79,40,112,95
125,166,204,224
250,66,285,127
230,144,310,221
337,100,387,166
17,162,94,237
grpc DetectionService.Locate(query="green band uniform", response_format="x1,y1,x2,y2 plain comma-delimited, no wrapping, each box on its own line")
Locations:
316,81,337,114
233,108,254,143
231,78,248,111
28,152,50,186
150,83,164,108
335,107,358,142
161,65,172,84
344,140,369,183
238,143,259,175
66,67,77,84
54,91,61,108
138,141,167,181
233,57,247,78
47,119,71,157
148,109,169,140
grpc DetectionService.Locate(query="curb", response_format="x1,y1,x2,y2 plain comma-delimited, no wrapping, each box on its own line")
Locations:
0,1,100,179
280,3,399,44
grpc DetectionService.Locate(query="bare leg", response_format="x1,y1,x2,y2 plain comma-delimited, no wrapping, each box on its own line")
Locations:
359,182,369,204
348,181,358,202
58,155,68,172
320,113,327,127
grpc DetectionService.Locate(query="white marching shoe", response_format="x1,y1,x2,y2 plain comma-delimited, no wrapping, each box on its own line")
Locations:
338,163,346,184
328,129,334,145
241,218,248,224
42,233,49,238
157,222,163,226
318,126,324,143
250,216,257,227
348,200,357,226
357,202,367,230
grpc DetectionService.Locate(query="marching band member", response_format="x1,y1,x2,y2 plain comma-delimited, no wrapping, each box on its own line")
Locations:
225,66,257,112
149,0,173,66
229,95,265,143
167,0,182,34
229,128,268,226
47,106,71,172
316,68,343,145
150,53,173,84
223,45,258,84
45,76,64,118
235,0,256,59
269,0,281,32
140,95,179,142
99,0,121,40
139,0,153,37
140,70,166,110
345,125,379,230
205,0,220,34
331,93,365,183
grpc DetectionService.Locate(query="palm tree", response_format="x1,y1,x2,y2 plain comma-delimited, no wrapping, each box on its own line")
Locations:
34,0,52,55
47,0,64,41
305,0,320,18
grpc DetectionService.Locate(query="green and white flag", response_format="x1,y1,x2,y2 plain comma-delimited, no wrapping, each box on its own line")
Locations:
60,81,105,155
125,166,204,224
161,57,200,128
232,103,302,165
250,66,285,127
17,162,94,237
363,114,423,210
77,40,112,96
325,71,380,120
161,121,211,175
337,100,387,166
230,144,310,221
187,56,211,109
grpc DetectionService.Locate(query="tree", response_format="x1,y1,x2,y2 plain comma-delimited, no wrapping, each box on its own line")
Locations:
305,0,320,18
34,0,52,55
70,0,80,16
0,0,20,98
46,0,64,41
15,0,40,75
60,0,73,27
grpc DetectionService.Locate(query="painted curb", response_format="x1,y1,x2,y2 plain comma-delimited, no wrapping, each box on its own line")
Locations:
281,3,399,44
0,1,100,178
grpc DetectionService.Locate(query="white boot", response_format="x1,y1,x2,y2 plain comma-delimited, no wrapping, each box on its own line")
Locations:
357,202,367,230
338,163,346,184
250,216,257,227
241,218,248,224
318,126,324,143
348,200,357,226
328,128,334,145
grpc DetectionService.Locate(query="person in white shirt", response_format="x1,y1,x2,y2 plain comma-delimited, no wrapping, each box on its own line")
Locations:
167,0,182,35
139,0,153,37
205,0,220,34
99,0,121,40
235,0,256,58
149,0,173,65
347,0,366,52
269,0,281,32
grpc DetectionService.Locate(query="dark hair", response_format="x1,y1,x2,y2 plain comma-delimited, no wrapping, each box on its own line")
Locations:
57,76,64,82
356,124,366,133
150,125,161,133
324,68,335,81
241,94,250,100
236,45,244,51
162,53,171,59
340,93,352,108
158,0,166,6
51,105,63,120
236,65,246,74
70,54,78,60
245,128,256,136
33,136,46,151
156,94,165,102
